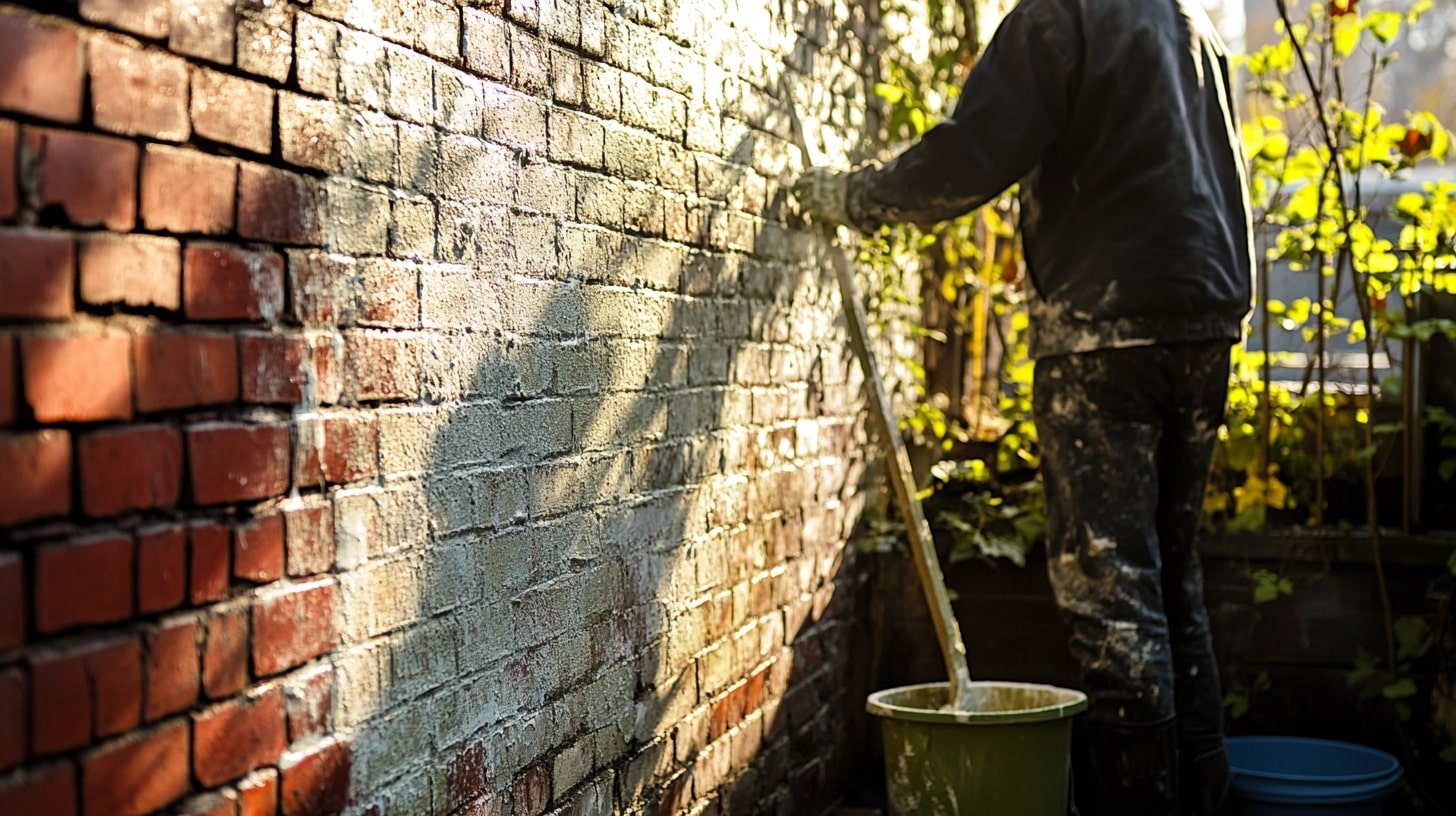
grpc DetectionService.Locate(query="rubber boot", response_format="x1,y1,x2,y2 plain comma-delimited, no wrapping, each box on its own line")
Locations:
1180,739,1232,816
1071,718,1180,816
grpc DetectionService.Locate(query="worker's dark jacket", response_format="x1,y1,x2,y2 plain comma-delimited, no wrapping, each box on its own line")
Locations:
845,0,1255,359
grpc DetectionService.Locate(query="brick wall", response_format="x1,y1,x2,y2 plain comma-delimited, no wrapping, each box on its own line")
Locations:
0,0,879,814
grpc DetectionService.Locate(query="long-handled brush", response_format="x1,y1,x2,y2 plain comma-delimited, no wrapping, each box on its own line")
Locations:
780,77,975,711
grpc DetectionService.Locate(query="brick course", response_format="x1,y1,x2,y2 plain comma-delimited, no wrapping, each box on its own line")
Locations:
0,1,876,813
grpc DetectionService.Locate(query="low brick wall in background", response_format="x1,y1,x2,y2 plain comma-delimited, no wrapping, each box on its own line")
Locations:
0,0,882,813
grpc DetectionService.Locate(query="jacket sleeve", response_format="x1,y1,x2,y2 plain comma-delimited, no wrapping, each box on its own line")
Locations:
845,0,1080,232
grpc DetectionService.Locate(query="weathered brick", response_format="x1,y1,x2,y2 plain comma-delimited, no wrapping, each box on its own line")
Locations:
193,686,287,786
35,532,133,634
343,331,422,402
435,65,482,133
146,617,200,720
325,179,391,255
389,195,436,259
463,8,510,81
0,120,17,219
387,45,435,125
189,520,231,604
481,83,548,153
141,145,237,234
179,790,240,816
0,14,84,123
79,234,183,311
238,768,280,816
279,738,350,816
287,250,359,326
0,761,78,816
0,552,21,651
171,0,236,63
295,13,340,97
186,422,291,505
81,0,170,38
203,605,249,699
192,67,275,154
0,229,74,320
237,2,293,82
284,499,334,577
294,412,378,487
234,512,285,583
21,330,133,423
283,664,332,742
253,579,336,676
78,424,184,517
240,331,344,405
547,108,605,168
88,37,189,141
137,525,187,614
511,30,549,94
435,134,516,203
337,28,387,108
26,128,138,230
184,243,286,321
82,719,190,816
238,164,325,245
0,666,22,771
0,430,70,526
133,331,240,412
279,92,345,173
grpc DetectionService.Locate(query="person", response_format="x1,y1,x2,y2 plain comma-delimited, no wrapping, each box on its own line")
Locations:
792,0,1254,812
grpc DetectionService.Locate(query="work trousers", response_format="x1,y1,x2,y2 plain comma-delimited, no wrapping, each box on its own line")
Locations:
1033,341,1234,816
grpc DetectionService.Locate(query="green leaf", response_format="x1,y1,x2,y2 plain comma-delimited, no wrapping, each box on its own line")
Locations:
1394,615,1433,660
873,83,907,104
1334,13,1362,57
1440,745,1456,763
1381,678,1418,700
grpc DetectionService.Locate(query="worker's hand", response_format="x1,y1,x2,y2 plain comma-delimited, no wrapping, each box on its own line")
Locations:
790,167,851,229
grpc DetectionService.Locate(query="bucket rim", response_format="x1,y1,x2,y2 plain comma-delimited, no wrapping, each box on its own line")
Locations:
866,680,1088,725
1226,736,1402,785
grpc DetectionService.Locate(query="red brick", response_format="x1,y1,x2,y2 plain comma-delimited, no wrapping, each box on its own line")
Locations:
190,520,231,604
30,649,90,754
88,37,190,141
79,233,182,310
252,579,336,677
133,331,239,412
0,229,75,319
235,512,285,583
141,145,237,234
343,331,422,402
193,686,287,787
187,422,291,505
0,430,71,526
88,638,143,738
241,332,344,406
21,330,134,423
0,667,24,771
34,532,133,634
0,551,22,649
78,424,184,517
181,791,241,816
288,251,358,327
80,0,171,39
146,617,199,720
283,501,334,577
83,719,190,816
238,768,280,816
203,605,249,699
513,764,550,816
0,762,78,816
137,525,188,614
0,334,14,426
184,243,286,321
238,163,325,246
192,67,275,155
26,128,138,230
0,14,84,123
294,413,379,487
283,665,332,743
279,738,350,816
0,119,17,219
446,741,486,812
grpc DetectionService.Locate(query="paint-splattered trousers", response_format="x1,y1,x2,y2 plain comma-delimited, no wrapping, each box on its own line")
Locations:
1033,340,1233,815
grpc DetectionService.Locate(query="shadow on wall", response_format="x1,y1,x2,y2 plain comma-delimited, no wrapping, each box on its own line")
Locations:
350,122,876,812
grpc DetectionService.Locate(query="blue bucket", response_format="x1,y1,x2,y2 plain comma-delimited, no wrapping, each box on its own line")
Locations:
1227,736,1403,815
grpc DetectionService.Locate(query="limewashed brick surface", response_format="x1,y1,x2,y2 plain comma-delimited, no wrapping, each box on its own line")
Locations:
0,0,879,812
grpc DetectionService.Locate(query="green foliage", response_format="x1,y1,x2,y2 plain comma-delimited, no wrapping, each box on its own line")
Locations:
1252,569,1295,604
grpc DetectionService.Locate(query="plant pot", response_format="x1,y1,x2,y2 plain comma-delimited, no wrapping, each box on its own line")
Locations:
866,681,1087,815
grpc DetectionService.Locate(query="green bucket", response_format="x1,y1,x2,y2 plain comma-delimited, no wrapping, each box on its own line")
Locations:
866,681,1088,815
